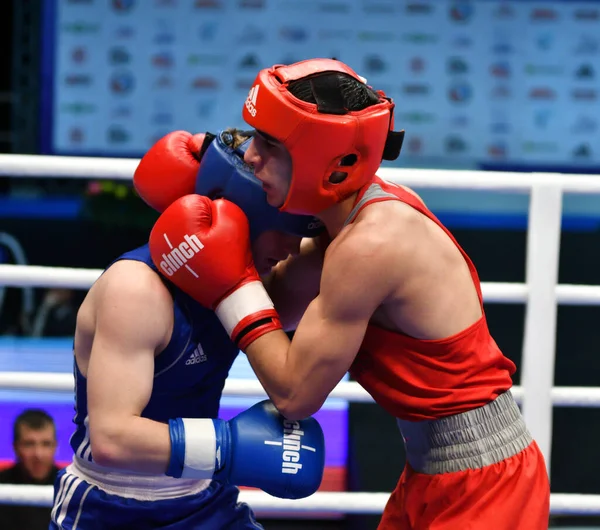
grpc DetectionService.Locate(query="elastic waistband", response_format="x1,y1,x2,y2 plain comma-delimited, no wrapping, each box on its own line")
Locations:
68,456,211,501
397,391,532,474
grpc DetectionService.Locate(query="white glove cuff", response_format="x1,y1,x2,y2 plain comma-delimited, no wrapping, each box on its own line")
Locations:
180,418,217,479
215,281,275,337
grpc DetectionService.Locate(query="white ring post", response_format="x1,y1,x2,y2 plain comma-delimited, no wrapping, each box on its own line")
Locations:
521,185,563,477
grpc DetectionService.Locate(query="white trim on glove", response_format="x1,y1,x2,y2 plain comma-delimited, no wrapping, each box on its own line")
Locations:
180,418,217,479
215,281,275,337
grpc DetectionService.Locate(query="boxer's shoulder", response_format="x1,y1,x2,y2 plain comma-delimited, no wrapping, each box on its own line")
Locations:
357,197,424,229
332,203,415,258
98,260,168,299
321,222,397,304
91,260,174,334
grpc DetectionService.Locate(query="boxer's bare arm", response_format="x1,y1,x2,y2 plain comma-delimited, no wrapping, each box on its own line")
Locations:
86,265,174,474
262,236,325,331
246,225,393,420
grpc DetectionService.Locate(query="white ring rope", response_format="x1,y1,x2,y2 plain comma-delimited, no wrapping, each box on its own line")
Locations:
5,264,600,306
0,265,101,289
4,153,600,194
4,264,600,306
0,485,597,515
2,372,600,408
0,155,139,180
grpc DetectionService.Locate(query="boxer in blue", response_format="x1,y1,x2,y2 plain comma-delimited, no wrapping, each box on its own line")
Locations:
49,130,326,530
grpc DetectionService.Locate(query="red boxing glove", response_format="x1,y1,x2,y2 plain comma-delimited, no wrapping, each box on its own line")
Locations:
134,131,207,212
149,194,282,351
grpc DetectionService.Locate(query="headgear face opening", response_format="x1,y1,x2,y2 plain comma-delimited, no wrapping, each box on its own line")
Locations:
242,58,404,215
195,131,324,241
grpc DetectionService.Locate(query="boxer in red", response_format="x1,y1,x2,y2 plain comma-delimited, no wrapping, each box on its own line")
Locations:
149,59,551,529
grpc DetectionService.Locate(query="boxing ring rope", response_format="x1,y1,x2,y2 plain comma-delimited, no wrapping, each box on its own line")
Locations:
0,484,598,516
3,371,600,409
2,153,600,515
2,152,600,193
6,263,600,304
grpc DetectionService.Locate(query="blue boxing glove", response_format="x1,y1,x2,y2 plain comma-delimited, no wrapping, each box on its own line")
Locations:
167,400,325,499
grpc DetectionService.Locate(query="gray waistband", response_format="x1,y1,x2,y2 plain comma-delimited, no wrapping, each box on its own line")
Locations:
397,391,533,474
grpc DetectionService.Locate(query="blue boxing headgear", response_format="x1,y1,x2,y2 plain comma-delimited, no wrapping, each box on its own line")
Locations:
195,130,324,241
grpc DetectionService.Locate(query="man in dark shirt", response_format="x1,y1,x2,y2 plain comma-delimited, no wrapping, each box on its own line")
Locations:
0,409,60,529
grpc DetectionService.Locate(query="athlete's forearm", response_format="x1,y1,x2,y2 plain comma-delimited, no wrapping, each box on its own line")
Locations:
262,255,321,331
262,270,307,331
90,415,171,475
245,331,330,420
245,331,292,395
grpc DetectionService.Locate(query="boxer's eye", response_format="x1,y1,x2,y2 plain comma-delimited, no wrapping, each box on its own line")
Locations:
255,131,278,148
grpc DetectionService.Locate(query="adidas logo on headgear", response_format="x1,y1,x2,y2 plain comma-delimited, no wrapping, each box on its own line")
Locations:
245,85,259,117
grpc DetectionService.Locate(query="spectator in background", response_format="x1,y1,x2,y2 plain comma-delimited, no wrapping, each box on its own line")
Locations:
31,288,77,337
0,409,60,529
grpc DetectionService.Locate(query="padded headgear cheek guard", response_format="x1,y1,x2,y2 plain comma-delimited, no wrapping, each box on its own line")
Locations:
195,131,324,241
242,58,404,215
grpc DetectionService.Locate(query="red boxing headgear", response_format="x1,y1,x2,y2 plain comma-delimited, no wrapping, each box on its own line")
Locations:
242,58,403,215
